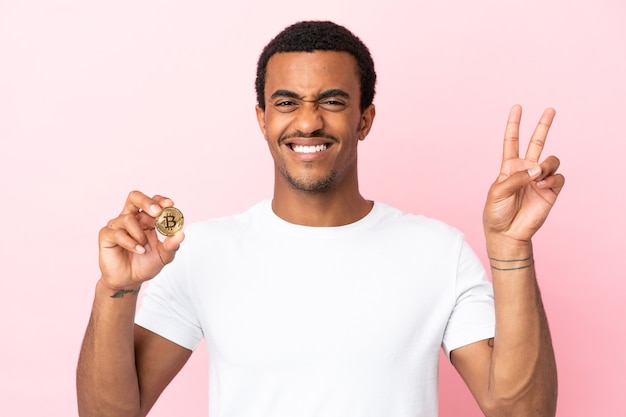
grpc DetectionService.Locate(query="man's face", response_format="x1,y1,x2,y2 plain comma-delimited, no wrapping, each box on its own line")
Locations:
256,51,375,193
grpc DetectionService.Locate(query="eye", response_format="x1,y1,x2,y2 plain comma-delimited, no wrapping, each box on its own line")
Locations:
319,100,346,112
273,100,299,113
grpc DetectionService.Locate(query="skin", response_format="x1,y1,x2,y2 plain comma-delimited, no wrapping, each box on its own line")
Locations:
77,195,190,417
452,105,562,416
77,51,563,417
255,51,375,226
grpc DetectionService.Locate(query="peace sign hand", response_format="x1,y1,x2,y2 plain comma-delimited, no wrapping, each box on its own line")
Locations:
483,105,565,248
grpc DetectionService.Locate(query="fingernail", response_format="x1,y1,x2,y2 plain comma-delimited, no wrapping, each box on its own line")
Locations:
527,167,541,177
149,204,161,215
135,245,146,254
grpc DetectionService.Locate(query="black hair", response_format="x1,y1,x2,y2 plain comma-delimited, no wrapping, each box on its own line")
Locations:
255,21,376,112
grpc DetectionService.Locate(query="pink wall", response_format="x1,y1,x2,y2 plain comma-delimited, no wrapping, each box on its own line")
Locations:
1,0,624,415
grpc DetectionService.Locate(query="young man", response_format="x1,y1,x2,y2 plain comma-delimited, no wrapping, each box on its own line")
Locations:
77,21,563,417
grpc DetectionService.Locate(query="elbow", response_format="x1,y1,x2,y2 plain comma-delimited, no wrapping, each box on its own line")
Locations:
76,368,143,417
76,387,142,417
480,377,558,417
77,400,142,417
481,344,558,416
481,396,557,417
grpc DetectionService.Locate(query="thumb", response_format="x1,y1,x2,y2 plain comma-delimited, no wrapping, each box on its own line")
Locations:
493,166,541,198
158,231,185,264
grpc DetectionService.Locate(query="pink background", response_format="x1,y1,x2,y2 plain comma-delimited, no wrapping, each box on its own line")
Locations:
1,0,624,416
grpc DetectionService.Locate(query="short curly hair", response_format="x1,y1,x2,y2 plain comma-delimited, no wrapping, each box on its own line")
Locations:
255,21,376,112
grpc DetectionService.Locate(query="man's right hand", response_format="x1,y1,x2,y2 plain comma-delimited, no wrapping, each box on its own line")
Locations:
98,190,185,292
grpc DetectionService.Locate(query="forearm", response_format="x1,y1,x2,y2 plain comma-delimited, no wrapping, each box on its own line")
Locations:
485,238,557,416
77,279,142,417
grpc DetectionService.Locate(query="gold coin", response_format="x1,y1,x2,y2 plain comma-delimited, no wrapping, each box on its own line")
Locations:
155,207,184,236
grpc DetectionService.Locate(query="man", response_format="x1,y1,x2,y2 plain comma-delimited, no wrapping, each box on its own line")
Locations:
77,21,563,417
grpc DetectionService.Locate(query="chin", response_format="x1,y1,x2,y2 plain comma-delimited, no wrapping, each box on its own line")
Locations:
285,171,338,193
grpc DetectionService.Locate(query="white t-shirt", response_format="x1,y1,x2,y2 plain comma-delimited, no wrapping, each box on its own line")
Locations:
136,200,495,417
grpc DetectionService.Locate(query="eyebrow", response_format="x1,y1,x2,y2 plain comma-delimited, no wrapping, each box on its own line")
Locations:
269,89,350,101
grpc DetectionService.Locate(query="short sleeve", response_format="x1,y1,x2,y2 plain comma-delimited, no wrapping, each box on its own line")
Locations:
442,240,495,359
135,246,204,351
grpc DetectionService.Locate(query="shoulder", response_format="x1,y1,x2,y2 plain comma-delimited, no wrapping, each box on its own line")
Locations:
372,202,465,241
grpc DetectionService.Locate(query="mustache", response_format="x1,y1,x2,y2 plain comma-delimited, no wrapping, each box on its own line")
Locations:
279,130,339,144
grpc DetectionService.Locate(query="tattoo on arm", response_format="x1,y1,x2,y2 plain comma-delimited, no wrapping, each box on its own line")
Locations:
110,288,140,298
488,338,494,348
490,261,534,271
488,256,532,263
489,256,534,271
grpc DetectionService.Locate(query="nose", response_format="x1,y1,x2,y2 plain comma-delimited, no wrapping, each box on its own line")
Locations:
293,102,323,134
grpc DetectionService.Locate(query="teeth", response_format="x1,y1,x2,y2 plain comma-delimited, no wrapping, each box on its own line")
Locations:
291,144,328,153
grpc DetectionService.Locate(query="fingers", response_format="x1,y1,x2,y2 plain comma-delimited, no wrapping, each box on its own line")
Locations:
99,222,147,254
493,155,564,200
538,155,561,180
536,155,565,196
537,173,565,196
99,218,184,261
502,105,556,167
492,169,536,199
121,190,174,217
103,212,151,254
502,104,522,162
525,107,556,163
104,191,177,254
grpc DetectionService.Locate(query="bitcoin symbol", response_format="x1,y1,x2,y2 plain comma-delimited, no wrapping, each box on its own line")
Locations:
155,207,184,236
165,215,177,229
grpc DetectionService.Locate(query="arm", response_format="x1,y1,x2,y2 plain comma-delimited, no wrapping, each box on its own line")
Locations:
451,105,564,416
77,191,190,417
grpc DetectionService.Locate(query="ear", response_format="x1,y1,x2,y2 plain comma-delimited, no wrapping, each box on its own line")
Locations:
255,104,268,140
358,104,376,141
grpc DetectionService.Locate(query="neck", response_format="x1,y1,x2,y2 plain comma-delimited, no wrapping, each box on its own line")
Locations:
271,185,373,227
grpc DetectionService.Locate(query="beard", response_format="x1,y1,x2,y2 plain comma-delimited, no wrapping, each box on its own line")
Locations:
282,168,338,193
274,128,357,194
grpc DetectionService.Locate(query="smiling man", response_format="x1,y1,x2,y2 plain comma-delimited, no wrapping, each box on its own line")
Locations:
257,49,375,225
77,21,563,417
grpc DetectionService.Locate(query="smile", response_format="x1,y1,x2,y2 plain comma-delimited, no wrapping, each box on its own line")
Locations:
290,144,328,153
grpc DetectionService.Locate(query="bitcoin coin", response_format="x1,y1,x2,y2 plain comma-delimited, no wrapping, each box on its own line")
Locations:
155,207,184,236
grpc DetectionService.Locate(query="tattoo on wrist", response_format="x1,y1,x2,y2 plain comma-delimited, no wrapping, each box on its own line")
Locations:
489,257,534,271
110,288,140,298
488,256,532,263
